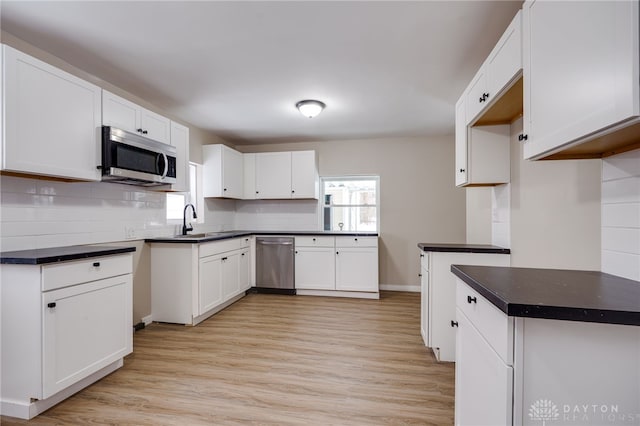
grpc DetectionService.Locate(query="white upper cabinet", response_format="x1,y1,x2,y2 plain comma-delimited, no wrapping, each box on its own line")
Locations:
243,153,257,199
102,90,170,144
255,151,292,199
291,150,319,199
455,98,469,186
1,44,102,181
523,0,640,160
465,11,522,126
202,144,244,199
170,121,190,192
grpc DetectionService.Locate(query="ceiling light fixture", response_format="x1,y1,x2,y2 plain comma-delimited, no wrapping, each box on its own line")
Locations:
296,100,326,118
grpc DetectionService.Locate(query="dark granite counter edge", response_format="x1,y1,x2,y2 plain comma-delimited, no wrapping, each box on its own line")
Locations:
2,246,136,265
418,243,510,254
146,231,380,244
451,264,640,326
451,264,510,313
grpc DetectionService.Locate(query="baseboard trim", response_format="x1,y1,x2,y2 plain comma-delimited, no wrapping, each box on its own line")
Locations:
379,284,421,292
141,314,153,326
296,289,380,300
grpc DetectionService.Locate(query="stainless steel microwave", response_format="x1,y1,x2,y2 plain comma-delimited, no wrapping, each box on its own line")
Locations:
101,126,177,187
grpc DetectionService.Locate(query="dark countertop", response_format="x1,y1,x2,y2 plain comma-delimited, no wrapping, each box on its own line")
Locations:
146,230,379,244
1,245,136,265
451,265,640,326
418,243,510,254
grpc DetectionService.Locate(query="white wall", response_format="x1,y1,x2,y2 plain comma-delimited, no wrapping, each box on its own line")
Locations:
601,149,640,281
466,187,492,244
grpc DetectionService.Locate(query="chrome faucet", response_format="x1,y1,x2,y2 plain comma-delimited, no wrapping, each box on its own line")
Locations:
182,204,198,235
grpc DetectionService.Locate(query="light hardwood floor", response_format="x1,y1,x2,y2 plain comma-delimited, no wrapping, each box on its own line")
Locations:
2,292,454,425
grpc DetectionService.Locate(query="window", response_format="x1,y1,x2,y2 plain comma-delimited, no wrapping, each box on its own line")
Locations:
321,176,379,232
166,162,204,222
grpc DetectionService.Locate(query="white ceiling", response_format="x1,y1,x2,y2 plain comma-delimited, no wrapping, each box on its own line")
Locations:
1,1,522,145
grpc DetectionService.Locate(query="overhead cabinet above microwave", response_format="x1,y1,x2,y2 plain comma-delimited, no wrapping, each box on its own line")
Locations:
1,44,102,181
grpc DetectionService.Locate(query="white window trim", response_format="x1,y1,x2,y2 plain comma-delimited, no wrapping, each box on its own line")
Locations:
320,175,380,233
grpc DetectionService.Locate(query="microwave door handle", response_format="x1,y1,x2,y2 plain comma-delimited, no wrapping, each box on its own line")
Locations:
161,152,169,179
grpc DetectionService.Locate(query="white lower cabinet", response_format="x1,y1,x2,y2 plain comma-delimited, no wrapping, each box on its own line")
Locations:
294,236,379,295
420,253,430,345
1,254,133,419
454,278,640,425
151,237,250,325
421,250,510,362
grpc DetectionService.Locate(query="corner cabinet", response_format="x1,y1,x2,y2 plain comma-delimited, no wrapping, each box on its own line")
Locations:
1,44,102,181
150,236,252,325
1,253,133,419
522,0,640,160
102,90,170,144
202,144,244,199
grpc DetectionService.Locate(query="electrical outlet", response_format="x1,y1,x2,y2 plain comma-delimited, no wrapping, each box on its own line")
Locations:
125,227,136,239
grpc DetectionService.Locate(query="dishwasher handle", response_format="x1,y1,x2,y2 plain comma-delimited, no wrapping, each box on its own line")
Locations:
258,241,293,246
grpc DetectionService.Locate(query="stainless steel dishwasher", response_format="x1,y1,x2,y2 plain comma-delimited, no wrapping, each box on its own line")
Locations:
255,236,295,294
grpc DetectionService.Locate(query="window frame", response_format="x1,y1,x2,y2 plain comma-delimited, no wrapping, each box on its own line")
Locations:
166,162,204,224
320,175,380,233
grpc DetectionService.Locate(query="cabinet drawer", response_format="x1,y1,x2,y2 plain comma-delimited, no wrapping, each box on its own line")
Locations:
42,254,132,291
239,236,251,248
335,236,377,248
199,238,242,258
295,236,334,247
456,279,513,364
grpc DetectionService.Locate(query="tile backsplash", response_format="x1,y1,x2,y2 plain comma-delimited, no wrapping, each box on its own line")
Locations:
0,175,174,251
601,149,640,281
235,199,319,231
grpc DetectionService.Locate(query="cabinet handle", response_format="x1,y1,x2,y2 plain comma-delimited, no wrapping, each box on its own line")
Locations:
291,190,295,193
223,188,227,192
47,302,56,309
295,251,298,254
241,253,245,256
142,130,148,135
420,253,424,258
256,191,259,194
459,168,465,173
336,251,339,255
93,262,100,267
518,134,529,142
479,96,484,103
354,238,358,242
137,128,143,133
222,257,228,261
418,273,422,277
312,238,316,242
467,295,477,304
451,320,459,328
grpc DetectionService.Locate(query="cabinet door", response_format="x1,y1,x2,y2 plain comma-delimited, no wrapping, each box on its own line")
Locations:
295,247,335,290
243,153,257,200
291,151,318,199
465,67,488,125
335,247,378,292
42,275,132,399
239,249,251,292
255,152,292,199
170,121,190,192
486,11,522,100
199,255,223,314
455,309,513,426
454,97,468,186
420,256,430,346
221,251,240,301
102,89,140,133
2,45,102,181
222,145,244,199
140,108,171,144
523,0,639,159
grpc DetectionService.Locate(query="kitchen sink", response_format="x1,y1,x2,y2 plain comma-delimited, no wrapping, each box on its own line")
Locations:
173,233,208,238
